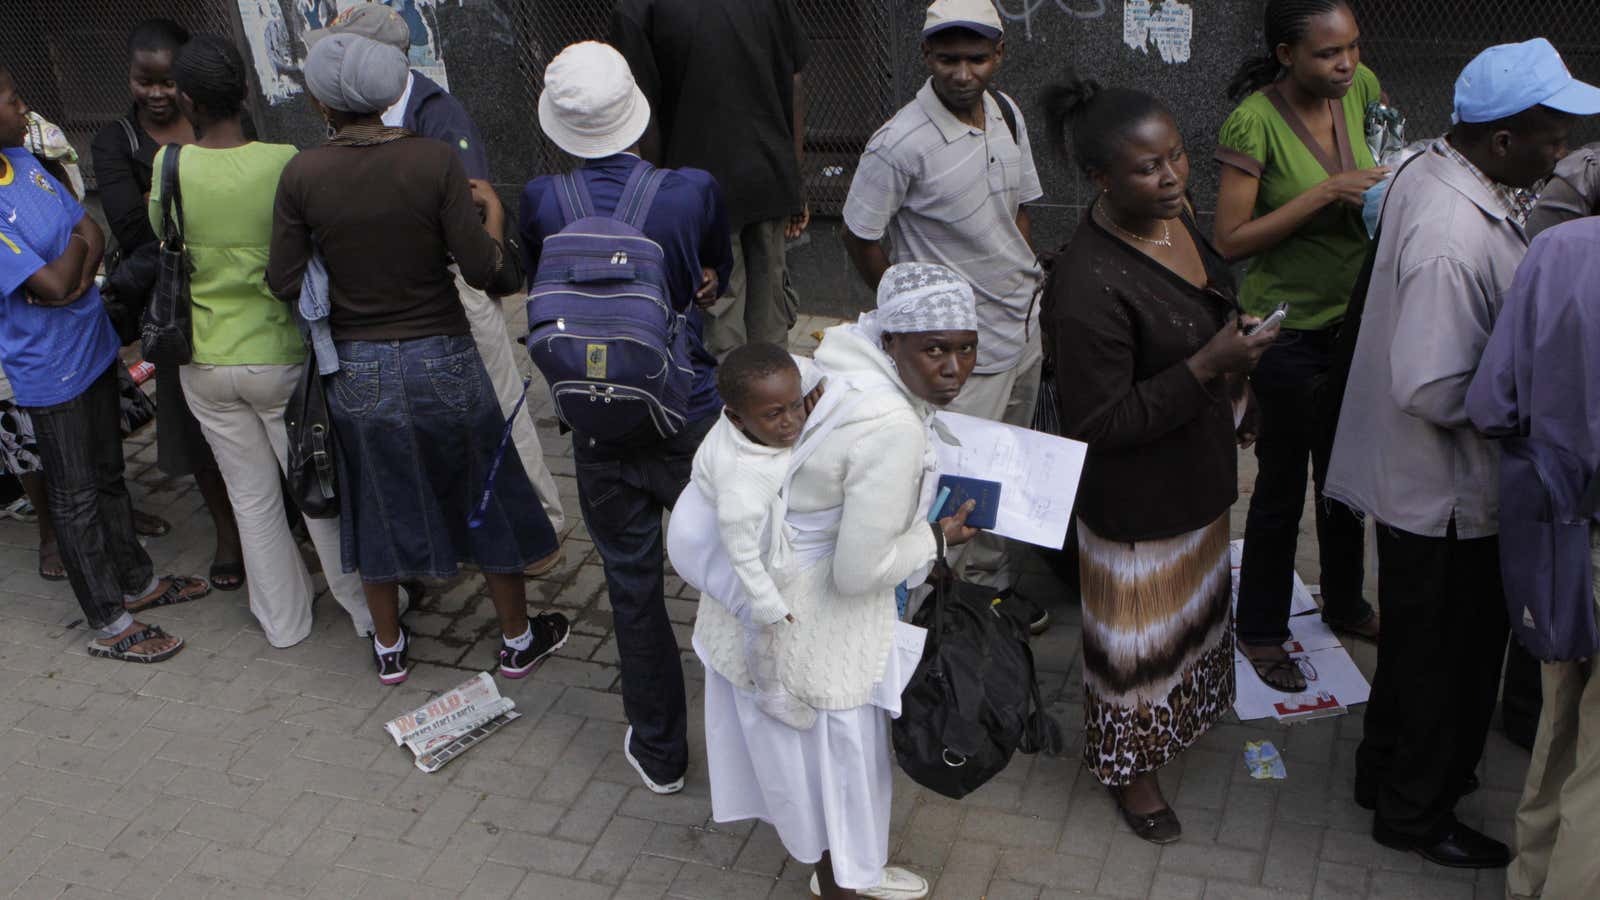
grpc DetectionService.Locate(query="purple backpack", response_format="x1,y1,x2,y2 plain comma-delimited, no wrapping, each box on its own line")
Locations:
1497,436,1600,661
526,161,694,440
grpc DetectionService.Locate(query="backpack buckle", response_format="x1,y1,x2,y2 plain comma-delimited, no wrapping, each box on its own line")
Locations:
611,251,628,265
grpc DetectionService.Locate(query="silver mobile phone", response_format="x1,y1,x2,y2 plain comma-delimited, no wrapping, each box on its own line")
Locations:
1247,302,1289,336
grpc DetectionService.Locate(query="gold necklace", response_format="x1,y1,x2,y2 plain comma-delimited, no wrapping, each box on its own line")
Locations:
1096,201,1172,248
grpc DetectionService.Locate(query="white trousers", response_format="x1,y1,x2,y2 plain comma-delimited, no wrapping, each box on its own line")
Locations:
180,363,373,646
455,271,566,532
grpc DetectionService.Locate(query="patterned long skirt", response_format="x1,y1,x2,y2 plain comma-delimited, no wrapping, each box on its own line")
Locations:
1077,514,1236,786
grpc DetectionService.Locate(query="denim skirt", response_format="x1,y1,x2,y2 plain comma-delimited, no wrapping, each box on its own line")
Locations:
327,335,557,582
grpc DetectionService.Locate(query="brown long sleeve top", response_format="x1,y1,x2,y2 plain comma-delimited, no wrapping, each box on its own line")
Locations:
1044,212,1240,543
267,133,519,341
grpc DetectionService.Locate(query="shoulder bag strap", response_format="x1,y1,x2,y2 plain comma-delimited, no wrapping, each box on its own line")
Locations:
159,144,184,248
118,118,140,156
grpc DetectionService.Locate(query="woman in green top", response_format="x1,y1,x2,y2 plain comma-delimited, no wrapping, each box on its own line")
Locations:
150,35,381,648
1214,0,1386,693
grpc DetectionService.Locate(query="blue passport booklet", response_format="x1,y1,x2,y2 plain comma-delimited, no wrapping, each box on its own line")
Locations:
935,475,1002,531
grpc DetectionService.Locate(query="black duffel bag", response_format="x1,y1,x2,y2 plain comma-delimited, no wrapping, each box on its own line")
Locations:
893,558,1063,799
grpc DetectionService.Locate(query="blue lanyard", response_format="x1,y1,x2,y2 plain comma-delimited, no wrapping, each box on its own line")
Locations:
468,377,533,529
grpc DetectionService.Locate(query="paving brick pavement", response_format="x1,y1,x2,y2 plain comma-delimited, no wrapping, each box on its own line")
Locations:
0,312,1529,899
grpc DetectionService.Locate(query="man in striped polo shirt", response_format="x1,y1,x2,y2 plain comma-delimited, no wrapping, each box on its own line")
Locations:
842,0,1044,602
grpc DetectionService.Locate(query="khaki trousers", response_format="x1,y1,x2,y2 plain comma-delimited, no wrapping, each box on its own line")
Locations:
940,328,1043,591
703,218,796,359
455,271,566,532
180,363,372,646
1507,530,1600,899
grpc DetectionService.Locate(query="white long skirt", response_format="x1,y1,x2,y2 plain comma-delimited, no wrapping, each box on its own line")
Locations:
698,622,926,891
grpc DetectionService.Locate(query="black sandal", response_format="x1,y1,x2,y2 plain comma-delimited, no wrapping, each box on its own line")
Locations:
1326,610,1380,645
125,575,211,612
1238,640,1307,693
86,624,184,663
209,560,245,592
1108,786,1182,844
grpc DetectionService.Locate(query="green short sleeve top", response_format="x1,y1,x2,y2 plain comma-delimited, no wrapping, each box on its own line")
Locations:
1215,64,1382,330
149,142,304,366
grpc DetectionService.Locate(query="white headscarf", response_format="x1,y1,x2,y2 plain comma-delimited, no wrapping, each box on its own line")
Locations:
856,262,979,346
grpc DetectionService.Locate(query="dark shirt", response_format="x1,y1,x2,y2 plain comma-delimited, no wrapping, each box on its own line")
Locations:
88,108,160,252
267,133,519,342
402,72,491,181
1045,213,1240,543
89,106,259,253
518,154,732,424
609,0,809,229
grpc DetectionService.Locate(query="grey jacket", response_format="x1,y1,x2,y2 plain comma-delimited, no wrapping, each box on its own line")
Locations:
1526,142,1600,238
1325,142,1530,539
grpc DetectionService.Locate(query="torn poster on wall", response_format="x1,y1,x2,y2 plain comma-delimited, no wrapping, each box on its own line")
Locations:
238,0,453,105
1123,0,1193,64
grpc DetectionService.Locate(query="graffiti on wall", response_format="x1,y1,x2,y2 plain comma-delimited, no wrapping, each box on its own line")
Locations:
237,0,453,105
1123,0,1193,64
993,0,1108,42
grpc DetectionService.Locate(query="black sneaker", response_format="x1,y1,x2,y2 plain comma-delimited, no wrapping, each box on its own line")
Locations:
374,626,411,686
499,612,570,679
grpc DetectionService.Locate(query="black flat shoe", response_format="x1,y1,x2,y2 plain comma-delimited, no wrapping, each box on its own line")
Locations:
1372,820,1510,869
1108,786,1182,844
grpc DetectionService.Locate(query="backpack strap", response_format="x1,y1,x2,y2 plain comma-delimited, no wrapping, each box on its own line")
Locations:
991,90,1019,144
616,160,667,229
553,172,594,227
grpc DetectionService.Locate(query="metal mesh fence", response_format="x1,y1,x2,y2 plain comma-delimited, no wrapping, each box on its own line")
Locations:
1354,0,1600,143
505,0,897,215
0,0,241,187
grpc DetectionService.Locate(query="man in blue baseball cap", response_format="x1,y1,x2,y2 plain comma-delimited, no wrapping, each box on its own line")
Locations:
1326,37,1600,871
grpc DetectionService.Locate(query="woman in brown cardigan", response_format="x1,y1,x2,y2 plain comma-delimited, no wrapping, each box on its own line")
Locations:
1041,75,1276,844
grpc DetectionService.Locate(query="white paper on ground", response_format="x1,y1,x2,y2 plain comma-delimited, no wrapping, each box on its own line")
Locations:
1233,615,1371,722
929,411,1087,549
1229,539,1319,616
383,672,518,771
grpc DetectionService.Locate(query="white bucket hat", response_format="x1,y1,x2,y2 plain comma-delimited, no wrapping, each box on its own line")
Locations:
538,42,651,159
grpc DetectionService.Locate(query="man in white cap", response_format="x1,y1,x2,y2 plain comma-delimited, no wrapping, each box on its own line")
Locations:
841,0,1044,614
518,41,731,796
306,2,568,546
1327,37,1600,869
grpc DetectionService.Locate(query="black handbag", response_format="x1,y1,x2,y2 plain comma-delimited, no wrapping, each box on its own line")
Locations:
140,144,194,366
893,548,1064,799
285,341,340,518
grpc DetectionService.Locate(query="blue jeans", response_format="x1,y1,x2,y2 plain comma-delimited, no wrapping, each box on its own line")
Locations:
574,414,716,782
23,364,152,631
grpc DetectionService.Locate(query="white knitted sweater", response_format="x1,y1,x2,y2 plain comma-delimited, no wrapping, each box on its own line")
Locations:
692,326,940,709
689,414,793,627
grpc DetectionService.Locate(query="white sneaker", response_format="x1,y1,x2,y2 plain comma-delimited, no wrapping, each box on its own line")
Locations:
624,726,684,794
809,866,929,899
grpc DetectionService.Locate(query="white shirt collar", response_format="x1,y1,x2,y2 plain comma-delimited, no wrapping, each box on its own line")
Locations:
381,72,417,128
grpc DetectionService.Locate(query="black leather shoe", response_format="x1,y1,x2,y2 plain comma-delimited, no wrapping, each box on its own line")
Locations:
1372,820,1510,869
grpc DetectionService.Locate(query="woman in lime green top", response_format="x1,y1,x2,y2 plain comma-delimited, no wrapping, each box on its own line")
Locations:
150,35,381,648
1213,0,1386,693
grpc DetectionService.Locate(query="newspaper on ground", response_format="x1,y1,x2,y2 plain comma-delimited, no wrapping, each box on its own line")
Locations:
1229,546,1371,723
1233,614,1372,723
929,411,1087,549
383,672,521,773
